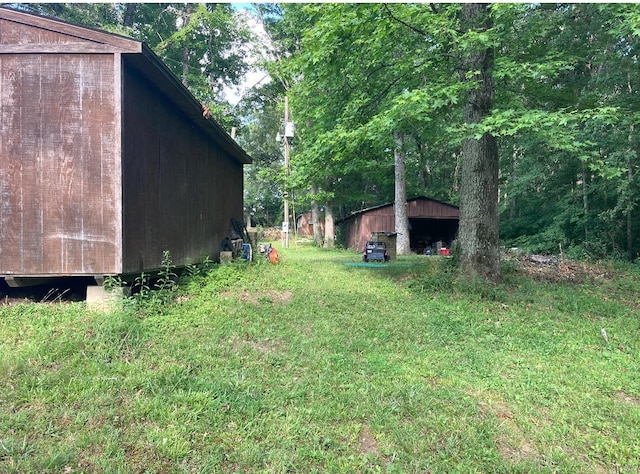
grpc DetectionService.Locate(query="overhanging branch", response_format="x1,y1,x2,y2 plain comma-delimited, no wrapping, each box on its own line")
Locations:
383,4,428,38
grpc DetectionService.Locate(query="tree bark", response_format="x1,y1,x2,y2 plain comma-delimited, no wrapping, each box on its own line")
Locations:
394,131,411,255
458,3,501,282
323,199,335,249
180,4,193,88
310,187,323,246
509,147,519,219
122,3,137,28
581,169,589,242
627,124,635,260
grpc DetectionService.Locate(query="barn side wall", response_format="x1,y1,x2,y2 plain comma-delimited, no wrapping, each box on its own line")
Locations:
355,207,395,252
341,216,360,251
0,52,121,276
121,62,243,274
296,212,325,238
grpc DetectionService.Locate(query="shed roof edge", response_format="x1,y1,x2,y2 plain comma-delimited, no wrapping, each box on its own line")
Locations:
336,196,459,224
135,43,252,164
0,6,142,52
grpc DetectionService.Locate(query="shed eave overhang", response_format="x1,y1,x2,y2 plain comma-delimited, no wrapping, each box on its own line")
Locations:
0,6,142,52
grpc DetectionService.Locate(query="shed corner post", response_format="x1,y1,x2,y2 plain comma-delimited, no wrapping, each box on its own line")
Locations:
113,52,124,274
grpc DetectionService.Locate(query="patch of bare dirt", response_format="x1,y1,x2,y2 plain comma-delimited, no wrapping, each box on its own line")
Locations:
468,388,539,464
358,423,380,457
222,289,293,305
493,420,538,464
614,390,639,406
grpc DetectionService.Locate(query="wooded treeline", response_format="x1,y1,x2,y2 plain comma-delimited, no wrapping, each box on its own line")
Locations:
248,3,639,267
12,3,640,267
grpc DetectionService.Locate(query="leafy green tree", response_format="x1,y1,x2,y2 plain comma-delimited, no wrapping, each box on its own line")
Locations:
17,3,124,29
235,97,285,228
284,4,465,249
494,4,640,259
150,4,252,129
258,3,640,263
235,4,303,231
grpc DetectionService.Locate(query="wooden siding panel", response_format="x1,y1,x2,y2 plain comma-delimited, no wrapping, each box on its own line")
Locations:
368,206,394,218
296,212,324,237
359,215,394,251
122,65,243,274
0,55,25,270
0,53,119,276
367,215,395,234
407,199,459,218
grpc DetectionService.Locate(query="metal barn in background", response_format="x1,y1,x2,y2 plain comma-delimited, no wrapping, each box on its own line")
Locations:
337,196,459,255
0,7,251,287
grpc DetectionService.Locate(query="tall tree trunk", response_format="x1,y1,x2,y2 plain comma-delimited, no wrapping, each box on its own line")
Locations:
628,124,635,260
581,168,589,242
452,152,460,194
627,182,633,260
509,147,519,219
310,186,323,246
394,131,410,255
180,4,193,87
323,199,335,249
122,3,137,28
458,3,500,282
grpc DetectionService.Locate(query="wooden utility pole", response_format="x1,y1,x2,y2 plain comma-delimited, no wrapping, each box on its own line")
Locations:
283,97,291,248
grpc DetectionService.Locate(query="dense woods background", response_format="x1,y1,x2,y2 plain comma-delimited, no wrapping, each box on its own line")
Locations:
13,3,640,262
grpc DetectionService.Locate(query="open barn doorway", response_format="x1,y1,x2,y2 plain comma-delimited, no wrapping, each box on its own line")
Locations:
409,218,459,254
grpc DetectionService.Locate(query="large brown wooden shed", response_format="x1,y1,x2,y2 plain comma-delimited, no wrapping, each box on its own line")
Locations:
338,196,459,254
0,7,251,286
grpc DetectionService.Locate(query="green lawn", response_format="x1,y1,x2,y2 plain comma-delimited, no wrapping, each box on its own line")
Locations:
1,245,639,473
